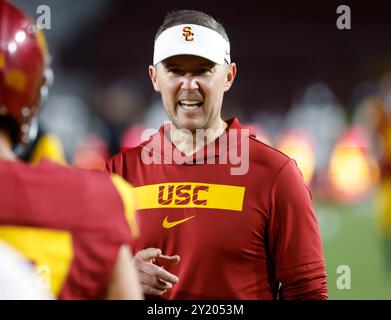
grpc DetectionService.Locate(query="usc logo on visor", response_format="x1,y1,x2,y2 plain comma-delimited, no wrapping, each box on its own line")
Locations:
183,26,194,41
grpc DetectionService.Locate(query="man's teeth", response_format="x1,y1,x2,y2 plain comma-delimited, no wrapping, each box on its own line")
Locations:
180,105,199,111
179,100,202,106
178,100,203,111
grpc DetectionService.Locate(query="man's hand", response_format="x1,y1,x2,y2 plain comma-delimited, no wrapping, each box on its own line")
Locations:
134,248,180,296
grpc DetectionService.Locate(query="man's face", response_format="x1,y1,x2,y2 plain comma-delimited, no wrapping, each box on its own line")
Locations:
149,55,236,131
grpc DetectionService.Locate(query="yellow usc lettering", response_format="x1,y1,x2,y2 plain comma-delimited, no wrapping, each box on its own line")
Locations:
158,184,209,206
133,182,245,211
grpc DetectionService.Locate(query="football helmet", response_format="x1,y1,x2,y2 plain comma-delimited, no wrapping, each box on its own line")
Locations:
0,0,50,144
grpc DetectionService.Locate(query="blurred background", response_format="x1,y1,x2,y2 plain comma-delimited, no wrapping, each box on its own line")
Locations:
11,0,391,299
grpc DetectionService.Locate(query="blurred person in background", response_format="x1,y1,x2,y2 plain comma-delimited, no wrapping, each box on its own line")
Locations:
283,82,347,196
70,80,150,171
357,74,391,280
0,0,142,299
40,93,91,164
107,9,327,300
94,80,148,156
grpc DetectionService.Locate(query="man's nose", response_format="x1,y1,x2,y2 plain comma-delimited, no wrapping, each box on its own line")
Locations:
180,74,199,90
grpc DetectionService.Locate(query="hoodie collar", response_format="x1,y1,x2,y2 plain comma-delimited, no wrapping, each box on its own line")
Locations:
142,118,255,165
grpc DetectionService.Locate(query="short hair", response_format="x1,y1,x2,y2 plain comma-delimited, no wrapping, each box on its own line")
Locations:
155,9,229,43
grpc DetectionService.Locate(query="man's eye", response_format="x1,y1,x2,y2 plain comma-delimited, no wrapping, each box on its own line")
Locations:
167,68,182,74
196,68,211,74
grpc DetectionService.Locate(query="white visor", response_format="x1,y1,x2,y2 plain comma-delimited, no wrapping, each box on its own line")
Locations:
153,24,231,65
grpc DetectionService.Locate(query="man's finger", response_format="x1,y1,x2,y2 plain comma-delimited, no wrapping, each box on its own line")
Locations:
139,262,179,284
135,248,162,261
156,254,180,267
138,272,173,290
142,284,166,296
157,278,173,290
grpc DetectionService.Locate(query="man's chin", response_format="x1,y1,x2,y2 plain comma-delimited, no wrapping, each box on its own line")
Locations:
173,117,206,132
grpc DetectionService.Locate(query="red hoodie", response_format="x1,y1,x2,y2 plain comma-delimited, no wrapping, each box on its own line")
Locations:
106,118,328,300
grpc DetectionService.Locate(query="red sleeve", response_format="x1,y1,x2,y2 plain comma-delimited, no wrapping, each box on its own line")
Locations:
105,153,125,176
105,156,116,174
269,159,328,300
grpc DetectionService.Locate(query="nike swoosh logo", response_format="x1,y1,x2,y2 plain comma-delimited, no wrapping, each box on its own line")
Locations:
162,215,196,228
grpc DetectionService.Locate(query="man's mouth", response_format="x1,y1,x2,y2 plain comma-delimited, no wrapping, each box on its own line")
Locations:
177,100,204,111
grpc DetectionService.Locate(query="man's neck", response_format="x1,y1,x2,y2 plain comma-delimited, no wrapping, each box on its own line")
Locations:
170,118,228,156
0,132,17,161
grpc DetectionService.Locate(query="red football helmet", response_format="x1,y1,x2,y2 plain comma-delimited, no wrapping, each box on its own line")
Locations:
0,0,49,144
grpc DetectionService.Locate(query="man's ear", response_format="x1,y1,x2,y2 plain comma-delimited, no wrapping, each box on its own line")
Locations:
149,65,160,92
224,62,237,92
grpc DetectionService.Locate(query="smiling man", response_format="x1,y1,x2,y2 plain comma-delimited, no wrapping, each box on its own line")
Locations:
106,9,328,300
153,55,231,131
